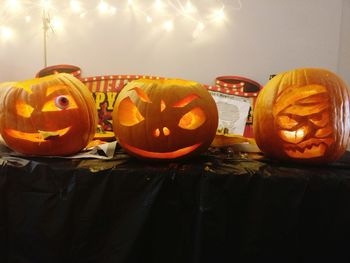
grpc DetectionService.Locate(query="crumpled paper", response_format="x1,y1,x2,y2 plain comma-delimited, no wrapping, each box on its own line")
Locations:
67,141,117,159
0,141,117,160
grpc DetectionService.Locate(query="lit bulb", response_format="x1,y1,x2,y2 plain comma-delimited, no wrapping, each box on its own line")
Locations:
6,0,21,12
98,1,116,15
163,20,173,32
25,16,32,23
98,1,109,13
51,17,64,31
184,1,196,14
211,7,225,22
70,0,82,13
1,26,14,41
154,0,164,10
41,0,50,10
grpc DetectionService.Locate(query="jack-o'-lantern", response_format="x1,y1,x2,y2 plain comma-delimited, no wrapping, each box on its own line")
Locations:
0,73,97,156
112,78,218,160
253,68,350,164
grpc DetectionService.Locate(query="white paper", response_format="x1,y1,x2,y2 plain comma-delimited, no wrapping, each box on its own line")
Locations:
210,91,251,135
62,141,117,159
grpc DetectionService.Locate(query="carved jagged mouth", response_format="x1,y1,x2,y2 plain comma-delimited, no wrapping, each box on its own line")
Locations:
4,127,71,142
284,142,327,158
120,141,202,159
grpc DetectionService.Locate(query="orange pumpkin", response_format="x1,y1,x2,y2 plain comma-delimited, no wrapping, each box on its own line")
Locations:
253,68,350,164
112,78,218,160
0,73,97,156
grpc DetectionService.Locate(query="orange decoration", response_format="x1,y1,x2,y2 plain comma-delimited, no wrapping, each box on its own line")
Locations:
0,73,97,156
112,78,218,160
253,68,350,164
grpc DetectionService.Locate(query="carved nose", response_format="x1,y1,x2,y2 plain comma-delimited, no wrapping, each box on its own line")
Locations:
153,127,171,137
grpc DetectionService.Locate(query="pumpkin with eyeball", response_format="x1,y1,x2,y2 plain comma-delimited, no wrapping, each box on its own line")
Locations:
112,78,218,160
253,68,350,164
0,73,98,156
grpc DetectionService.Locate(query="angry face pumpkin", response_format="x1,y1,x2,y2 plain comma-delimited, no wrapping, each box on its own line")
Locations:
112,78,218,160
0,73,97,156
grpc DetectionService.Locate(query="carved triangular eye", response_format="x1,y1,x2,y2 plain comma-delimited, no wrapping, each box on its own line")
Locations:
309,111,330,128
132,87,152,103
161,100,166,112
276,115,299,129
118,97,145,126
178,107,206,130
173,94,199,108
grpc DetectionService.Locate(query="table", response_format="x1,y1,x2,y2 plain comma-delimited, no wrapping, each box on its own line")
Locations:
1,146,350,263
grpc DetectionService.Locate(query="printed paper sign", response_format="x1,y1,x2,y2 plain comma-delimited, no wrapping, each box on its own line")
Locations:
210,91,251,135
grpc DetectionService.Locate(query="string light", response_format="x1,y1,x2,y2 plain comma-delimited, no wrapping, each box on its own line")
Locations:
6,0,21,13
0,0,241,43
163,20,174,32
25,16,32,23
70,0,82,13
0,26,13,41
184,1,196,14
41,0,51,10
50,17,64,31
154,0,165,11
98,1,116,15
211,6,226,23
98,1,109,14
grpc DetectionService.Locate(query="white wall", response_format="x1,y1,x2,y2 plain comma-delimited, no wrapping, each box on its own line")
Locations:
338,0,350,87
0,0,345,87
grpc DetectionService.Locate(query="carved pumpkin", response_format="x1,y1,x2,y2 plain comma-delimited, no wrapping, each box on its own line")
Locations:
253,68,350,164
112,78,218,160
0,73,97,156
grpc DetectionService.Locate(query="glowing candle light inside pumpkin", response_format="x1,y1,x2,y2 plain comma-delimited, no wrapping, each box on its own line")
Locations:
163,127,170,136
254,68,350,163
16,101,34,118
279,128,306,144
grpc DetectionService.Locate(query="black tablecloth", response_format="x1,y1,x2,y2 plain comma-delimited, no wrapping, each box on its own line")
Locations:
1,146,350,263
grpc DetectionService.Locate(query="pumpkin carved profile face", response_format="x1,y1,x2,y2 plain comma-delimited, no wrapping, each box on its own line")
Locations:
112,78,218,160
253,68,350,164
0,73,97,156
